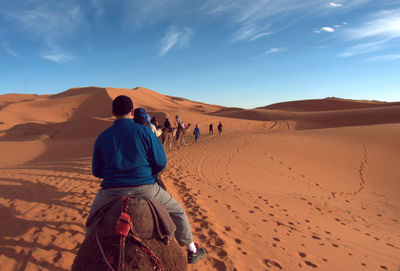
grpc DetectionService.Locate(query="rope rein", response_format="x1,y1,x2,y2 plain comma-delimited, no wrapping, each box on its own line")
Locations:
96,196,163,271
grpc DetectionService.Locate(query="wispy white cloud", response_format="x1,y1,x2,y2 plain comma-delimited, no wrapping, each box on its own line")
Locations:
4,2,84,44
232,23,273,42
329,2,343,8
344,9,400,40
340,9,400,57
41,47,75,63
203,0,375,42
338,40,387,57
364,54,400,61
1,40,22,58
122,0,184,30
250,31,273,41
2,1,84,63
314,27,335,33
256,47,287,58
159,26,192,56
202,0,237,14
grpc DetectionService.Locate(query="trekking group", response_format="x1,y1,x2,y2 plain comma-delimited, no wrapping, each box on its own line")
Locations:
87,95,207,265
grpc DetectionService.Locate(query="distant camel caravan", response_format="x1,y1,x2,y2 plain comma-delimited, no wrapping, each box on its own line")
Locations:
160,123,191,152
160,127,177,152
72,197,187,271
176,123,191,148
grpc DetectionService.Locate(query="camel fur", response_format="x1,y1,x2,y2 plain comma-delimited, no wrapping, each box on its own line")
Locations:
72,197,187,271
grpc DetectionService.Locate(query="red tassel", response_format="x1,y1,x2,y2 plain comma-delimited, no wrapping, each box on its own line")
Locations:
115,212,131,237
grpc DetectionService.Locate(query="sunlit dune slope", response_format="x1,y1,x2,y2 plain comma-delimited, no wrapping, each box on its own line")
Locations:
0,86,224,141
1,87,400,164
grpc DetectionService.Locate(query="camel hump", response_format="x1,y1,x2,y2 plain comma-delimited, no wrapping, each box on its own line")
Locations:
129,197,176,241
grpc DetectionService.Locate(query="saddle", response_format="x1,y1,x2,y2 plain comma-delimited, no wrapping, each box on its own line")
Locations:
86,196,176,243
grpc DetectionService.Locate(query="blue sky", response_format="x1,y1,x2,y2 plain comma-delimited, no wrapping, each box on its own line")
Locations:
0,0,399,108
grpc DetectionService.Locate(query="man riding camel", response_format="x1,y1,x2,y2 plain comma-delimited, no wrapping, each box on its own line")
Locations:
175,115,185,129
88,95,206,264
164,118,172,132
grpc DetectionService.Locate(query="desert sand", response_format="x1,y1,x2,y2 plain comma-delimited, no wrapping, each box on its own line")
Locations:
0,86,399,271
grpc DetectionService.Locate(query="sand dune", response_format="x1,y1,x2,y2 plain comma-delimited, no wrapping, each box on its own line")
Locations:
258,97,400,111
0,87,399,271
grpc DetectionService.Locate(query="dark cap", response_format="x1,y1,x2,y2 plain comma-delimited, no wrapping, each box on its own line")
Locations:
112,95,133,116
133,108,147,124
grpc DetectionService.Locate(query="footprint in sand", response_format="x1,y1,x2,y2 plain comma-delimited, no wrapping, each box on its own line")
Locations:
304,261,318,268
312,235,321,240
298,252,306,258
263,258,283,270
211,258,227,270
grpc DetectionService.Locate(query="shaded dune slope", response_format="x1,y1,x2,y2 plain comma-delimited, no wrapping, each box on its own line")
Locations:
214,98,400,129
258,97,400,111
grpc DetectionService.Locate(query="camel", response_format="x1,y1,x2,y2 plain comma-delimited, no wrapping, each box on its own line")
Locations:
160,127,177,152
72,197,187,271
175,123,191,148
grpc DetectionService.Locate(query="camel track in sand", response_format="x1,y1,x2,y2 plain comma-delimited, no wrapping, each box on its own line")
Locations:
165,129,399,271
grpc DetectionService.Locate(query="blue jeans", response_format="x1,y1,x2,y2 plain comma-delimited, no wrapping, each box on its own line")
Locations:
86,183,194,246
